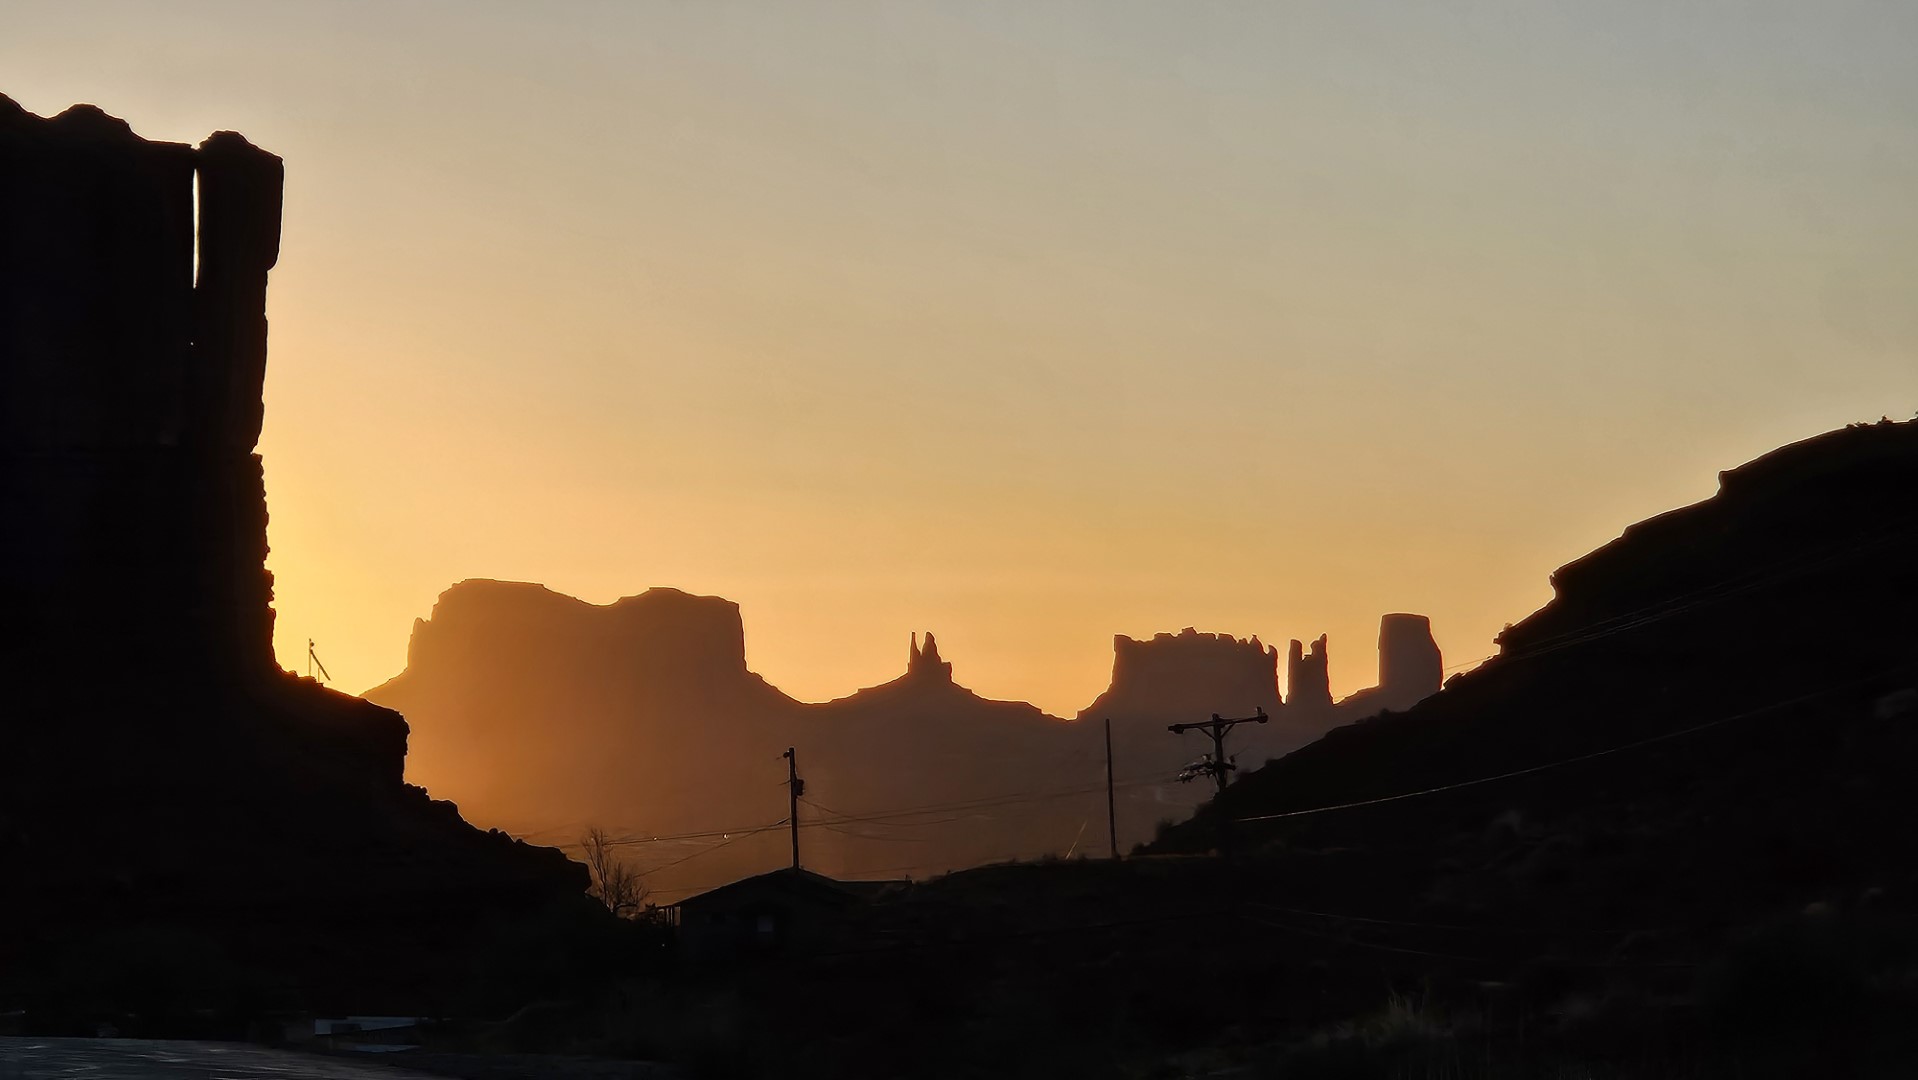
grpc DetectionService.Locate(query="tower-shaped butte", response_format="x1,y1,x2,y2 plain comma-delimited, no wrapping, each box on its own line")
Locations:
1,97,283,684
908,631,954,682
1286,635,1334,711
0,96,587,1008
1377,613,1443,710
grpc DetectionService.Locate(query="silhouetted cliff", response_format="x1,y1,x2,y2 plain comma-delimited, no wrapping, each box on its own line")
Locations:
0,96,588,1014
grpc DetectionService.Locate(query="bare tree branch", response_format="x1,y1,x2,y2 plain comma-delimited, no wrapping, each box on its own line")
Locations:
582,826,648,919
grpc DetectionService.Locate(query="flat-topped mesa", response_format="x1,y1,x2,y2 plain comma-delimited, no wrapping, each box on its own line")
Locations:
1286,635,1334,711
907,631,954,682
1078,628,1281,723
1,96,284,682
393,581,758,693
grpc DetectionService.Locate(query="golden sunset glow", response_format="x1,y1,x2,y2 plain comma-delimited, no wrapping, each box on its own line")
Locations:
7,2,1913,715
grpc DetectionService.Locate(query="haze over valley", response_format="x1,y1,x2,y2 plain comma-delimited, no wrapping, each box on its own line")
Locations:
367,585,1440,899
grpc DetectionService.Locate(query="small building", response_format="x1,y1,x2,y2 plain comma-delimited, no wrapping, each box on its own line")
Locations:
674,868,899,963
310,1015,426,1052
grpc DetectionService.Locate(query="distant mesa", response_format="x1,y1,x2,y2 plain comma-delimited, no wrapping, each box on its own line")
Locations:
367,583,1092,893
371,580,1453,901
1079,628,1282,725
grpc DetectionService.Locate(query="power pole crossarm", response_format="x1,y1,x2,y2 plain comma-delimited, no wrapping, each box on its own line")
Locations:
1168,707,1268,794
1168,707,1267,855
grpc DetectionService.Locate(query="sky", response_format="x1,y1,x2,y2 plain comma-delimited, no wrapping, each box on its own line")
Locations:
6,2,1915,714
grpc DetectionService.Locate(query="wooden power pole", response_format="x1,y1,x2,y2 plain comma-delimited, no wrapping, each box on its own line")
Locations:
1168,708,1268,855
1168,708,1269,796
783,746,803,870
1105,718,1119,859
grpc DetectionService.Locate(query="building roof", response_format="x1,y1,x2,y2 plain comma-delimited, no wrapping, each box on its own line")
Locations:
673,867,903,910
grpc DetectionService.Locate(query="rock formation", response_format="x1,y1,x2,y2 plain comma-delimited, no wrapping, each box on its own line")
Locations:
1,101,280,683
1335,613,1444,718
1379,613,1443,706
0,96,587,1013
907,631,954,682
370,587,1454,896
1285,635,1334,711
368,584,1114,895
1151,421,1918,953
1079,629,1281,725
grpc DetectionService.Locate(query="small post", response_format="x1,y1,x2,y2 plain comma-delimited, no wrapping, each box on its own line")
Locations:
1105,718,1119,860
783,747,802,870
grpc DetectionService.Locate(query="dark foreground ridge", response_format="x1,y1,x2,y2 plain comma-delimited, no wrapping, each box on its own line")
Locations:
1159,418,1918,865
0,96,591,1019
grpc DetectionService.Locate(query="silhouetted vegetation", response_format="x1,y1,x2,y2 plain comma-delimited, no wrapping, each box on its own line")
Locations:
582,827,651,919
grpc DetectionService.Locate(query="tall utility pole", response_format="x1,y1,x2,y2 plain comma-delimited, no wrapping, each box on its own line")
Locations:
783,746,803,870
1105,718,1119,860
1168,707,1268,796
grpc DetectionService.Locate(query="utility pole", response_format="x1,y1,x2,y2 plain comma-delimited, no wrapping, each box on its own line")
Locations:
1105,718,1119,860
783,746,803,870
1167,707,1268,797
1169,708,1268,855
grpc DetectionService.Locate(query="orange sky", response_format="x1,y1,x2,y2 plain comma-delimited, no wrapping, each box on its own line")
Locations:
6,3,1914,714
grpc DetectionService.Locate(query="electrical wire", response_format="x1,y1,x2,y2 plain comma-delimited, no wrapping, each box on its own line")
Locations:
1234,670,1894,825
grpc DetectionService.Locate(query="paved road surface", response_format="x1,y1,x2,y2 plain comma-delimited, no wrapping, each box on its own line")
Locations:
0,1038,440,1079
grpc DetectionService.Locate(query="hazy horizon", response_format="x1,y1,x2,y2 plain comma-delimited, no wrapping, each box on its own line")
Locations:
7,1,1913,715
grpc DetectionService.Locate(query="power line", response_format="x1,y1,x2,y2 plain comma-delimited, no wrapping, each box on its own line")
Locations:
1235,672,1891,826
1243,900,1668,937
1476,523,1916,669
812,820,933,844
639,819,789,875
792,773,1182,829
1237,911,1699,970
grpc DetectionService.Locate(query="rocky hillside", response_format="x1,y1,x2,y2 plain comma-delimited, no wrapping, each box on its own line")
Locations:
1153,420,1918,942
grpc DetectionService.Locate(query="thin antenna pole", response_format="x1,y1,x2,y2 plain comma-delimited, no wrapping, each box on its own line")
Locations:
1105,718,1119,860
306,639,332,684
784,747,802,870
